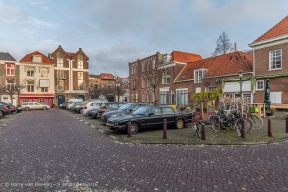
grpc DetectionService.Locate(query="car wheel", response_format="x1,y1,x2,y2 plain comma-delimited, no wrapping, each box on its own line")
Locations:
175,119,184,129
25,107,29,111
43,107,47,110
80,109,83,114
0,111,4,117
130,122,139,134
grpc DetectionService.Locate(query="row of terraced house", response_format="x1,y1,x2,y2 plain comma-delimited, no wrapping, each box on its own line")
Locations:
128,15,288,109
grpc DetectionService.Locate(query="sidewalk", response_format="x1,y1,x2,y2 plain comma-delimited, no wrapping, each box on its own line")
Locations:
114,110,288,145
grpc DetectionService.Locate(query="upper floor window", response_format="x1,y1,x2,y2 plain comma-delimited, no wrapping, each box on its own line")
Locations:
78,55,83,69
152,60,155,69
147,61,150,71
6,79,15,90
32,56,42,63
256,80,264,90
142,64,145,72
142,77,145,88
78,72,83,90
133,65,137,74
57,52,64,67
147,76,150,87
27,80,34,92
194,69,208,83
6,63,15,76
27,67,34,77
41,68,48,78
270,49,282,70
207,86,216,92
162,70,170,84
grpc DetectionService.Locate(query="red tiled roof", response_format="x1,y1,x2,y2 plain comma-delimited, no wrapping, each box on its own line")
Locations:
175,52,252,82
99,73,114,79
254,15,288,43
20,51,52,63
170,51,202,63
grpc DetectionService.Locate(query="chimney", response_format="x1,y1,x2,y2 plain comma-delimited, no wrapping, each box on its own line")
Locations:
234,42,238,52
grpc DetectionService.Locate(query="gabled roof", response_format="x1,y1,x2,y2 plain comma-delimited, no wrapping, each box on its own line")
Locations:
0,52,16,61
99,73,114,80
175,51,252,82
253,15,288,43
169,51,202,63
19,51,52,63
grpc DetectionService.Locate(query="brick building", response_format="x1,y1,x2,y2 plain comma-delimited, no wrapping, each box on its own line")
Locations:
49,45,89,105
0,52,19,104
249,15,288,108
89,73,116,101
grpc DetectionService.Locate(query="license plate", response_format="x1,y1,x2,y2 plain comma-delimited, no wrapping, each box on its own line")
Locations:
107,125,111,128
101,117,104,120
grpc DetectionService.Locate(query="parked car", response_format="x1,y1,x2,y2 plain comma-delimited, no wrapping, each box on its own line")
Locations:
82,100,107,115
16,105,23,113
8,103,17,113
70,102,81,111
0,103,11,117
66,102,75,110
87,108,99,118
21,102,50,110
106,105,193,134
59,102,69,109
100,103,153,123
96,102,124,119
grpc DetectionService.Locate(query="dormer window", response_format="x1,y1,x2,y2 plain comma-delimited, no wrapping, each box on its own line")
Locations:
33,56,42,63
163,55,172,64
78,55,83,69
194,69,208,83
57,52,64,67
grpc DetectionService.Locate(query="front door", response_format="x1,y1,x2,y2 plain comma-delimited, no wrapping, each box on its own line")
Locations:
57,95,65,106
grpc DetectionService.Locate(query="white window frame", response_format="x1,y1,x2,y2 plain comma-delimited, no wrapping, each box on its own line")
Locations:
142,64,145,72
269,49,282,70
256,80,264,90
27,67,34,77
147,92,150,102
78,55,83,69
6,79,15,90
207,86,216,92
147,76,150,87
162,70,170,84
196,87,201,93
142,92,145,102
194,69,208,83
152,59,155,69
27,80,34,92
41,87,48,92
57,52,64,67
32,56,42,63
142,77,145,88
6,63,15,76
160,90,169,105
176,88,188,106
40,68,48,78
78,72,84,90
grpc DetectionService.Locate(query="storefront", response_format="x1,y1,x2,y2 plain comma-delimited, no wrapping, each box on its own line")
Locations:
20,93,55,108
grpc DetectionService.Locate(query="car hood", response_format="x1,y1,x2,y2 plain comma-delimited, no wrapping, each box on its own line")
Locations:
103,109,127,117
108,114,145,122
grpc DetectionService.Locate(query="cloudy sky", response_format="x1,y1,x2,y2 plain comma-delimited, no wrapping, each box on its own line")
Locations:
0,0,287,78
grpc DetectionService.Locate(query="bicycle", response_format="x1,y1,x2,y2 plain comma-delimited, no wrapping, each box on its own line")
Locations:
190,112,203,138
242,113,264,130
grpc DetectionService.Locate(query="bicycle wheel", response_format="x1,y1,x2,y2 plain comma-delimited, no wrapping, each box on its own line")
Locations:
210,116,221,132
249,115,263,130
235,117,253,135
193,121,202,138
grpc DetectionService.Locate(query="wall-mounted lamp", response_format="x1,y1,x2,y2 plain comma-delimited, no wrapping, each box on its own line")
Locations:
215,78,220,84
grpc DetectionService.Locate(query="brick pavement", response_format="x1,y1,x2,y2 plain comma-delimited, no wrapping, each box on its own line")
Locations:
1,109,288,191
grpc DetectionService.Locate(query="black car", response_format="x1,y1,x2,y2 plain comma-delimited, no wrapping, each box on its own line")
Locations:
0,103,11,117
106,105,192,134
96,102,124,118
100,103,153,123
87,108,99,118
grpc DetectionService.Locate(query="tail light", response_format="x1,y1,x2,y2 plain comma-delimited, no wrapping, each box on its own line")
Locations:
84,106,87,109
103,108,106,112
4,106,9,110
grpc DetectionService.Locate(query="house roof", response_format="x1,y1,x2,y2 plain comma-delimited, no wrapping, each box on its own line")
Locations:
253,15,288,43
0,52,16,61
19,51,52,63
169,51,202,63
175,51,253,82
99,73,114,80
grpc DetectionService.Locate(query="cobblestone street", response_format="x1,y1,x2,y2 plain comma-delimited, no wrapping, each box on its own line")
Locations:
1,109,288,191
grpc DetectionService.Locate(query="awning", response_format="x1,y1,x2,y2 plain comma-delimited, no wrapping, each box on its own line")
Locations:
20,93,55,98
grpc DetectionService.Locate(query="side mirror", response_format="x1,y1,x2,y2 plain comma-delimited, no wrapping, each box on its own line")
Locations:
148,112,154,116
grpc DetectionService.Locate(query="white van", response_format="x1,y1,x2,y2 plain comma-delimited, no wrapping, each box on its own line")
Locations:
68,98,83,103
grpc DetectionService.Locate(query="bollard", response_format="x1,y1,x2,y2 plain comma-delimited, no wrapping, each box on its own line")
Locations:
163,119,167,139
201,123,206,140
241,119,245,140
268,118,272,137
127,119,131,137
286,116,288,133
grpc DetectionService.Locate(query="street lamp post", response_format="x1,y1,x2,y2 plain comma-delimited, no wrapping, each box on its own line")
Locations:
238,69,243,98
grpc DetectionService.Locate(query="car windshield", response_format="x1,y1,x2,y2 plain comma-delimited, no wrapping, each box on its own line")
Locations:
133,107,150,115
118,103,132,110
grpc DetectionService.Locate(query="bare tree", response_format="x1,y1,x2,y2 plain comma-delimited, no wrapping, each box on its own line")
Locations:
148,68,162,105
212,31,233,56
0,81,26,105
89,85,103,99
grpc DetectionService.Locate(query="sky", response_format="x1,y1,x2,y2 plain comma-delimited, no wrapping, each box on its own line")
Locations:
0,0,287,78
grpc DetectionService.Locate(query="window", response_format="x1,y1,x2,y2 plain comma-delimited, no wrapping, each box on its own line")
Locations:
6,79,15,90
133,65,136,74
162,107,174,114
207,86,216,91
131,94,135,102
176,89,188,106
27,80,34,92
147,76,150,87
162,70,170,84
32,56,42,63
256,80,264,90
147,92,150,102
160,91,169,105
142,92,145,102
41,68,48,77
78,72,83,90
142,77,145,88
270,50,282,70
6,63,15,76
27,67,34,76
194,69,208,83
57,52,64,67
196,87,201,93
142,64,145,72
78,55,83,69
151,107,161,115
152,59,155,69
57,70,65,79
41,88,48,92
57,80,64,90
147,61,149,71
